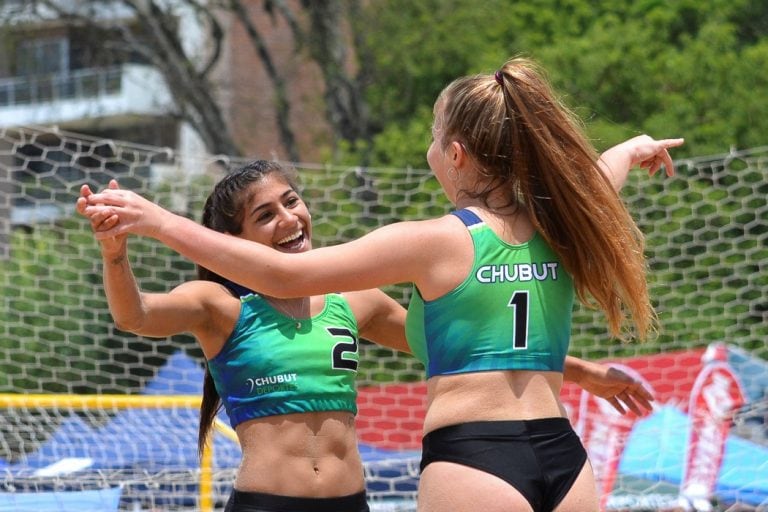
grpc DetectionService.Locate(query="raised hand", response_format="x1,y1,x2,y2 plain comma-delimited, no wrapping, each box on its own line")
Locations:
80,185,169,240
599,135,685,191
622,134,685,177
76,180,127,256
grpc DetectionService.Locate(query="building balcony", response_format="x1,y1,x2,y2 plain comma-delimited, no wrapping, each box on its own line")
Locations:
0,64,174,129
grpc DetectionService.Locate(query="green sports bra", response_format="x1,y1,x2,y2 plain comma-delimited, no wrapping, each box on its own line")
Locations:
208,292,360,428
406,209,574,378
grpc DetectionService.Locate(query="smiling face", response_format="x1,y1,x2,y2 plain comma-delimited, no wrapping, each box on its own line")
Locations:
236,173,312,253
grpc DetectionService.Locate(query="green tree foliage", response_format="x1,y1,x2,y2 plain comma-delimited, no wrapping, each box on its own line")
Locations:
350,0,768,167
533,0,768,155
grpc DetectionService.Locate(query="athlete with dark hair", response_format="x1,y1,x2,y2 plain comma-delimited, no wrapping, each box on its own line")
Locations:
78,158,657,512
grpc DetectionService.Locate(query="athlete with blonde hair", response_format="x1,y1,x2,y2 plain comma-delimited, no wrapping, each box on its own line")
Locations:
80,57,682,512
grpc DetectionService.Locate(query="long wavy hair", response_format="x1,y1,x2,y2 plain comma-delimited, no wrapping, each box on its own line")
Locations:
195,160,299,457
436,56,656,341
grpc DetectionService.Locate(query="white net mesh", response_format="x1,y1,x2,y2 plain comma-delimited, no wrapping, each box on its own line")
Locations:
1,125,766,510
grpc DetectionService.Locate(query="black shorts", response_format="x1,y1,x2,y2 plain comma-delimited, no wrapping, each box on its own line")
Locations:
223,489,370,512
420,417,588,512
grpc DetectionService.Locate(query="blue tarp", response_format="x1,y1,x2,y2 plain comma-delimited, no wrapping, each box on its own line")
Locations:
3,352,240,475
142,350,207,396
620,405,768,506
0,487,122,512
4,349,765,506
4,407,242,473
723,344,768,403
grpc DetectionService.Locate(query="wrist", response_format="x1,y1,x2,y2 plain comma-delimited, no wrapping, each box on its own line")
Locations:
149,207,175,242
100,244,128,265
564,356,585,384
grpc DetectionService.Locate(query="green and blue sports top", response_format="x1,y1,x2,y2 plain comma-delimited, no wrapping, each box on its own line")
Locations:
207,292,360,429
405,209,574,379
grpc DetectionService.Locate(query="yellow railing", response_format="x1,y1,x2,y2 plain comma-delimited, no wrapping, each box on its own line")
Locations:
0,393,238,512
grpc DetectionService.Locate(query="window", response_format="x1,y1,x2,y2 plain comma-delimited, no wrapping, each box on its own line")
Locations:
16,37,69,76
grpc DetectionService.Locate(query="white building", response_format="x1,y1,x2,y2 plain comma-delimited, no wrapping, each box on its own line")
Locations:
0,0,209,232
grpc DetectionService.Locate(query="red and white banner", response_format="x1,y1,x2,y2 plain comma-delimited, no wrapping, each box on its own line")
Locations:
576,364,651,512
679,361,745,510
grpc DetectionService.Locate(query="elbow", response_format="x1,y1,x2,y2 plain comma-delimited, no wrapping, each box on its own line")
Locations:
110,305,149,334
113,316,143,334
108,293,151,333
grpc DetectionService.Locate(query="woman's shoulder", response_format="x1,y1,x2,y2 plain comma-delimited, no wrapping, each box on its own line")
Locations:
171,280,241,314
172,279,234,297
375,214,463,235
340,288,392,315
394,213,470,243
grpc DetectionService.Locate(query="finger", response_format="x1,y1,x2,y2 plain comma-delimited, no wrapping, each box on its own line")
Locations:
625,385,654,413
633,382,655,402
647,158,662,176
91,211,118,232
639,153,659,174
80,184,94,197
95,213,119,228
83,204,113,216
103,215,120,229
652,158,664,176
643,161,660,177
660,150,675,177
659,139,683,176
619,394,643,416
108,179,120,190
629,381,655,402
75,196,88,215
85,191,124,205
662,138,685,149
631,392,654,413
84,205,120,227
640,159,656,175
640,156,662,176
607,396,626,415
94,224,126,240
85,203,122,217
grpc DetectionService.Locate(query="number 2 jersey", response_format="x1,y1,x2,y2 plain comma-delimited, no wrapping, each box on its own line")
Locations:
405,209,575,379
207,293,359,429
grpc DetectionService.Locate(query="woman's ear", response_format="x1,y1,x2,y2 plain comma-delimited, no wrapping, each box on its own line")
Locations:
449,140,467,168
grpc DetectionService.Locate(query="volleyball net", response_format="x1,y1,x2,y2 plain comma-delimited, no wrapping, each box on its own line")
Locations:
1,125,766,510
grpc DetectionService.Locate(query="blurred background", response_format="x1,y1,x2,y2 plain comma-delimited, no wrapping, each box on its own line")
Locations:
0,1,766,511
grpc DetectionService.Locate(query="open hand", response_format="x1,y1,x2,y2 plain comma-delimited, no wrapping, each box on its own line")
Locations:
578,363,654,416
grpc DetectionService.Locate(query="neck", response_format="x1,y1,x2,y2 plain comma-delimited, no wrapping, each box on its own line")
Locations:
265,296,310,316
457,202,524,218
264,296,312,329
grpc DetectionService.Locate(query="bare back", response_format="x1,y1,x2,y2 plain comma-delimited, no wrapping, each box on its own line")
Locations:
423,370,567,434
417,207,569,434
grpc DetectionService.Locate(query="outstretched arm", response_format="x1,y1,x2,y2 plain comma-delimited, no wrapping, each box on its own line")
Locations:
598,135,685,191
80,185,446,300
344,288,411,354
76,182,214,339
77,181,144,332
564,356,654,416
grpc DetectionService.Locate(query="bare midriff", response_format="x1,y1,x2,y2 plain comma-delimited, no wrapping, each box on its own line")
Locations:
233,410,364,497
